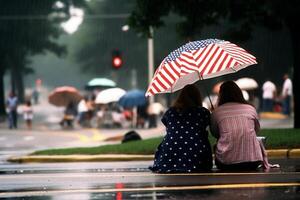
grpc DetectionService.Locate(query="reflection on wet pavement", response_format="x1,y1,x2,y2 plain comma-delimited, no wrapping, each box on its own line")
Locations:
0,159,299,199
1,187,300,200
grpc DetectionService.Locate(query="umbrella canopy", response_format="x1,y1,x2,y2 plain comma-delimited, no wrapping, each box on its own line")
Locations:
95,88,126,104
85,78,116,90
235,77,258,90
146,39,257,97
118,89,147,108
48,86,82,107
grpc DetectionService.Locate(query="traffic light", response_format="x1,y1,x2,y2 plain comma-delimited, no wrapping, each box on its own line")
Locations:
112,49,122,69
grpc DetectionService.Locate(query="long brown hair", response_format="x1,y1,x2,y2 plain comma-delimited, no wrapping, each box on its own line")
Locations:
172,84,203,110
218,81,248,106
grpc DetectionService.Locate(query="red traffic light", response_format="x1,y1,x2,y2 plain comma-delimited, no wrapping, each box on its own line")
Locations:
112,56,122,68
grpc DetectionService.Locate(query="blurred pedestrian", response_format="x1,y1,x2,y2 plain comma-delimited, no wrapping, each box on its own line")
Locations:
77,96,89,127
31,88,39,104
262,79,276,112
281,73,293,116
23,100,33,129
149,84,213,173
6,91,18,129
147,102,165,128
60,102,77,128
211,81,272,171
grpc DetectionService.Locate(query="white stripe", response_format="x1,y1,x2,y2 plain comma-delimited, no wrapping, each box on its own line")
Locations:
165,63,180,78
152,79,165,92
161,68,175,84
211,52,227,73
155,74,170,90
181,67,197,74
196,44,218,73
219,43,256,63
219,55,232,72
180,52,196,64
202,47,223,75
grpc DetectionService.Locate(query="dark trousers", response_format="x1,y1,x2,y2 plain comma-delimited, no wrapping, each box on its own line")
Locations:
215,159,262,171
262,99,273,112
282,95,291,115
8,110,18,129
148,114,157,128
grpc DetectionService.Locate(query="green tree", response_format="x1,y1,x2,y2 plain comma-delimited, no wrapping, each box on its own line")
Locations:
129,0,299,128
0,0,86,116
72,0,181,90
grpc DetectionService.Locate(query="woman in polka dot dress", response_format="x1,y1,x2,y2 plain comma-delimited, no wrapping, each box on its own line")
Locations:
149,84,213,173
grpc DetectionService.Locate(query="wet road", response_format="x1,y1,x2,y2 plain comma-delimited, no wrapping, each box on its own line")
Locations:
0,159,299,199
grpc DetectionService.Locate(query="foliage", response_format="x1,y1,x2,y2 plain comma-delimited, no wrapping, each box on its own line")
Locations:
129,0,300,128
128,0,171,37
0,0,86,111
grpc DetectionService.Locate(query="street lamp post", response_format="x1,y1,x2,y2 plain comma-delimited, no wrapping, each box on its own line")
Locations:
148,26,154,104
122,24,155,104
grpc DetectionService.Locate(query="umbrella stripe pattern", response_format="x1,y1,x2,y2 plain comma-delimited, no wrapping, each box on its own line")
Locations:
146,39,257,97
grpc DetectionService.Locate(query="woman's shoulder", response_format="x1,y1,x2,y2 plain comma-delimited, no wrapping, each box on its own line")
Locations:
213,102,256,114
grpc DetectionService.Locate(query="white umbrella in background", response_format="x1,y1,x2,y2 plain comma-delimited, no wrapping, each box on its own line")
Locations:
242,90,249,101
235,77,258,90
95,88,126,104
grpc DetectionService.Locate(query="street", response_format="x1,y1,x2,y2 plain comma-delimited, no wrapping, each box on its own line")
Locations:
0,159,299,199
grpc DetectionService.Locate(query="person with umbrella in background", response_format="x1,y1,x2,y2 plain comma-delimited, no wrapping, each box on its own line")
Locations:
149,84,213,173
60,101,77,128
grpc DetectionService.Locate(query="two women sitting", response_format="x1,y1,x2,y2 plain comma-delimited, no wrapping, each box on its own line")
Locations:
150,81,275,173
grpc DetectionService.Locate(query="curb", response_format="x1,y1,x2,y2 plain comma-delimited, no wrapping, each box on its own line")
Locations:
7,149,300,163
7,154,154,163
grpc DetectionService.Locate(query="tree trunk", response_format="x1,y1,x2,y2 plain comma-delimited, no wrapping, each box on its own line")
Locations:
15,67,25,103
10,55,25,103
0,67,6,117
289,27,300,128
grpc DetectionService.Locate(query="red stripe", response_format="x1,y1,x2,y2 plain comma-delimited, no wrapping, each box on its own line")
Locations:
199,45,220,75
169,61,180,77
181,52,194,60
148,88,155,96
158,71,172,86
216,53,229,72
196,44,215,71
226,57,234,69
163,65,177,82
152,81,161,93
155,77,168,90
207,49,224,74
178,57,197,70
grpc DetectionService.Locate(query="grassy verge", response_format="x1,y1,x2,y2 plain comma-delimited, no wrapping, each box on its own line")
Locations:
33,129,300,155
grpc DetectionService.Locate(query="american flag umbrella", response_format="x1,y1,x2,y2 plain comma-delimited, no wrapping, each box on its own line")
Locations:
146,39,257,97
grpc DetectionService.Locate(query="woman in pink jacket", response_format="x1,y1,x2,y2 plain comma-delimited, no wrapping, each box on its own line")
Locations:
211,81,269,171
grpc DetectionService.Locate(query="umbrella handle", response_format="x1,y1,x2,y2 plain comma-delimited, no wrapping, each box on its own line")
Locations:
199,74,214,111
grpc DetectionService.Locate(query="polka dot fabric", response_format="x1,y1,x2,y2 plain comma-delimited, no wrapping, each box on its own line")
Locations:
149,107,213,173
